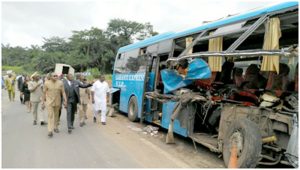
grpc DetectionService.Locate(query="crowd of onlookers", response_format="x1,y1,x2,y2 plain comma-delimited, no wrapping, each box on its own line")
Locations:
3,71,110,138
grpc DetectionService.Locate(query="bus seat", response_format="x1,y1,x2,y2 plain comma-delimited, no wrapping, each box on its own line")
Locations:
266,63,290,92
194,60,234,89
233,67,244,88
216,61,234,84
243,64,267,89
195,78,212,89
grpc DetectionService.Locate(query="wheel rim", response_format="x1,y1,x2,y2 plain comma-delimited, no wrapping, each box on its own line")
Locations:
229,131,243,158
129,100,136,116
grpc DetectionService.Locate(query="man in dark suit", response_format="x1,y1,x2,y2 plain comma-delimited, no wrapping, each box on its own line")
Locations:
63,73,92,133
17,74,25,104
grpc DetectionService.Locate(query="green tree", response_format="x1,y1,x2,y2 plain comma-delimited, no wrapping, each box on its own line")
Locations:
69,27,112,72
42,36,69,52
106,19,158,46
1,19,159,75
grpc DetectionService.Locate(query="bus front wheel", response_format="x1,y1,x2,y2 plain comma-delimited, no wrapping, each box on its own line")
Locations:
128,96,138,122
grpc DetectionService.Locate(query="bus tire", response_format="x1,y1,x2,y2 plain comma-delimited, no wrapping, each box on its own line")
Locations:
128,96,138,122
222,118,262,168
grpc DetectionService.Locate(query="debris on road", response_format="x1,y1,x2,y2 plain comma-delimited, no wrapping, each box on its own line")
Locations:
143,125,159,137
127,124,160,137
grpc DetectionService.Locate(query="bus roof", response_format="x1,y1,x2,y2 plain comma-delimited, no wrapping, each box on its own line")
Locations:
118,1,298,53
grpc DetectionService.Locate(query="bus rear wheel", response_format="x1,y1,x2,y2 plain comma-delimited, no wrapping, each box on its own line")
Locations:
128,96,138,122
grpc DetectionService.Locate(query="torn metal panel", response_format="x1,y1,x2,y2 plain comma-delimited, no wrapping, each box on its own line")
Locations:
185,59,212,80
160,69,193,93
161,58,212,93
268,113,293,135
285,114,298,168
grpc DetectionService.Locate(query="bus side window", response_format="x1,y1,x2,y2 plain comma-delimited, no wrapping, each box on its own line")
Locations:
114,53,125,73
124,54,149,73
126,57,140,72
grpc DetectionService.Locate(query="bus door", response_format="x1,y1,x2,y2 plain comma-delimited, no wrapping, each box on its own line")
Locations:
144,55,159,123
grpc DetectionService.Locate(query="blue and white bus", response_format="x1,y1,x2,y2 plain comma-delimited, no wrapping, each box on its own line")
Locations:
110,2,298,168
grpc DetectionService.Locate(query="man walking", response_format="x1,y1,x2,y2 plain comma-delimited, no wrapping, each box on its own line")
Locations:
42,73,67,137
17,74,25,104
5,73,16,102
63,73,91,133
78,76,90,127
1,76,5,89
58,74,65,124
28,72,45,125
91,75,110,125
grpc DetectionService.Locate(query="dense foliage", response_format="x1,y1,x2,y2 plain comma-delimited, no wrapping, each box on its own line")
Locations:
2,19,158,75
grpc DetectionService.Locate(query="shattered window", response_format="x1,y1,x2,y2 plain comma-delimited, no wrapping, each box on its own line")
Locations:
126,57,140,72
114,50,148,74
125,54,148,73
114,53,127,73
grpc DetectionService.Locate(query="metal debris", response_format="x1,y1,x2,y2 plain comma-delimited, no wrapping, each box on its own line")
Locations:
127,125,159,137
143,125,159,136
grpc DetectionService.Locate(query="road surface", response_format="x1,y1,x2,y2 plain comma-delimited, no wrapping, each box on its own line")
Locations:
2,89,224,168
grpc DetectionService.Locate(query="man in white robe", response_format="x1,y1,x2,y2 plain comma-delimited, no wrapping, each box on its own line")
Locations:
91,75,110,125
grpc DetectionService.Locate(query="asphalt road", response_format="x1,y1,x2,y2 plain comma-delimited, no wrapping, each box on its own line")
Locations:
2,88,224,168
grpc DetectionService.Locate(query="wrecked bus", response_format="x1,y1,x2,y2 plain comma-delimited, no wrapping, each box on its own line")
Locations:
110,1,298,168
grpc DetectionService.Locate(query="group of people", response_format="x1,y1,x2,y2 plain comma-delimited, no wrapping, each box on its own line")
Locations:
4,72,110,138
4,73,47,124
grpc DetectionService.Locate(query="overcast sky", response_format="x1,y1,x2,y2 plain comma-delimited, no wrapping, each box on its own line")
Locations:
1,0,293,47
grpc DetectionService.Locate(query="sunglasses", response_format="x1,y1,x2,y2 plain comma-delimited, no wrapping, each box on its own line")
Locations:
53,75,58,77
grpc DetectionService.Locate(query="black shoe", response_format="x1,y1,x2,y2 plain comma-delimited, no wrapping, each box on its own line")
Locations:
68,129,72,134
41,121,48,125
33,120,37,125
93,117,96,123
48,132,53,137
101,122,106,125
54,128,59,133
